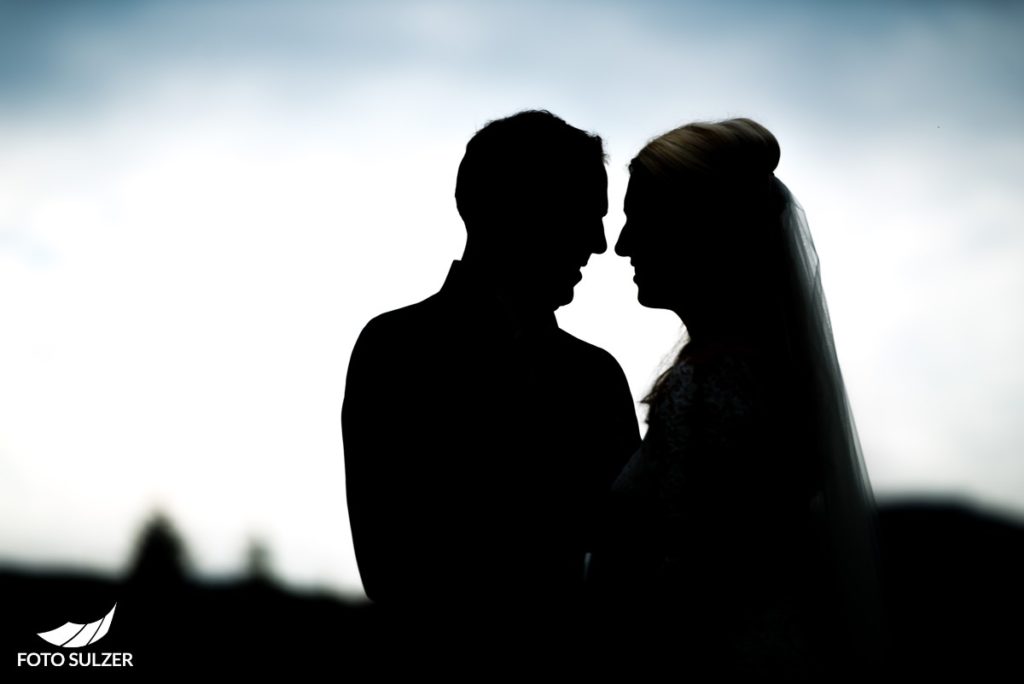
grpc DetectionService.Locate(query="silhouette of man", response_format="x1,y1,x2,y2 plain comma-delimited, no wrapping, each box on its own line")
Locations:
342,110,640,622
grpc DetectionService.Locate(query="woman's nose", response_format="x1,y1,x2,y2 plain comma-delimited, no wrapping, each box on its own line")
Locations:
614,221,632,257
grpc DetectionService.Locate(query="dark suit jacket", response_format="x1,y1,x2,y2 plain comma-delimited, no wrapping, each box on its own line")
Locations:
342,260,640,608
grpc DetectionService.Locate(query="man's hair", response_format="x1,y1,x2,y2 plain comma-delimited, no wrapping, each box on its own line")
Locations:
454,110,605,229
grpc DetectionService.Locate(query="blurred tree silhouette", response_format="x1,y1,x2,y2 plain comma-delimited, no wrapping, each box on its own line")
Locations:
127,510,189,586
245,538,273,584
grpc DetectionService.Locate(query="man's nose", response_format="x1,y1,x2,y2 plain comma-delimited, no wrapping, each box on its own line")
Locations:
591,219,608,255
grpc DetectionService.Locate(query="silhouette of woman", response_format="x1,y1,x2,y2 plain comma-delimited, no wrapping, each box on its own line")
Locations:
586,118,885,678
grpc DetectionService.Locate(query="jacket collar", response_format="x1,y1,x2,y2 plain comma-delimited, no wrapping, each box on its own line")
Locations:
439,260,559,336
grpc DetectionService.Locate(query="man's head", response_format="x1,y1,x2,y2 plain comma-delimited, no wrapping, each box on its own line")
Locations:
455,110,608,310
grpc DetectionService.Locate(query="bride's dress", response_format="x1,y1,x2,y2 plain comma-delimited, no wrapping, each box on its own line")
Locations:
588,344,823,674
585,183,882,676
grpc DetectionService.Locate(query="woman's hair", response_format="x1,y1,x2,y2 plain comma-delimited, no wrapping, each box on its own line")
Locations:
630,117,780,183
634,117,886,663
635,118,790,412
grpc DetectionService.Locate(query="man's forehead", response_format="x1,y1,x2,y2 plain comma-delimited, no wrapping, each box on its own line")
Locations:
558,162,607,191
542,177,607,211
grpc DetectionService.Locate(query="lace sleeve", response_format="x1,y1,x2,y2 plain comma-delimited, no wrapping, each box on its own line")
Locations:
648,352,765,503
641,350,800,580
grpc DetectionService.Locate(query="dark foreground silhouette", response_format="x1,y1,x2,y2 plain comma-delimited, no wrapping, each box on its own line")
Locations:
1,500,1021,676
341,111,641,633
577,118,886,680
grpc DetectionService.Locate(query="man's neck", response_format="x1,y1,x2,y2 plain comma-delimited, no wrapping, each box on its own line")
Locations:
450,258,557,334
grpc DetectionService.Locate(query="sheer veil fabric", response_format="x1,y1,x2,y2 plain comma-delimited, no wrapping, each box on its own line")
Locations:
771,176,886,663
588,117,886,674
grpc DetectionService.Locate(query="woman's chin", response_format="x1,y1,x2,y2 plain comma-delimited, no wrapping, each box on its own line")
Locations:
636,289,666,310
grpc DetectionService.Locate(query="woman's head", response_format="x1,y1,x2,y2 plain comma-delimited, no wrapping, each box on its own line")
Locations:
616,118,788,341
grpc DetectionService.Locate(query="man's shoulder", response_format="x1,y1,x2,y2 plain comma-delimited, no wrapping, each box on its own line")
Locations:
356,291,448,341
551,328,627,378
345,292,451,394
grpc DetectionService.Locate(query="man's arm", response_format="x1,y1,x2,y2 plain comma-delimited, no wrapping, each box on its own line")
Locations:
584,350,642,557
342,318,403,603
601,352,642,488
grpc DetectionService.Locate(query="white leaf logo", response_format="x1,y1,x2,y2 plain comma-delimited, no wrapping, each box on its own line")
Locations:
37,603,117,648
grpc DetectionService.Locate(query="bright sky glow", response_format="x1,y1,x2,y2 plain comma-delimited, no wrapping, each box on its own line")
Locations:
2,0,1022,597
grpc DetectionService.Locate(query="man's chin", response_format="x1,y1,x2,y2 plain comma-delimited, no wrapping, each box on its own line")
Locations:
550,287,575,311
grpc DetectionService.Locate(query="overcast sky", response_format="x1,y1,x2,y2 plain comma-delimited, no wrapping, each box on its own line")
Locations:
1,0,1022,598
